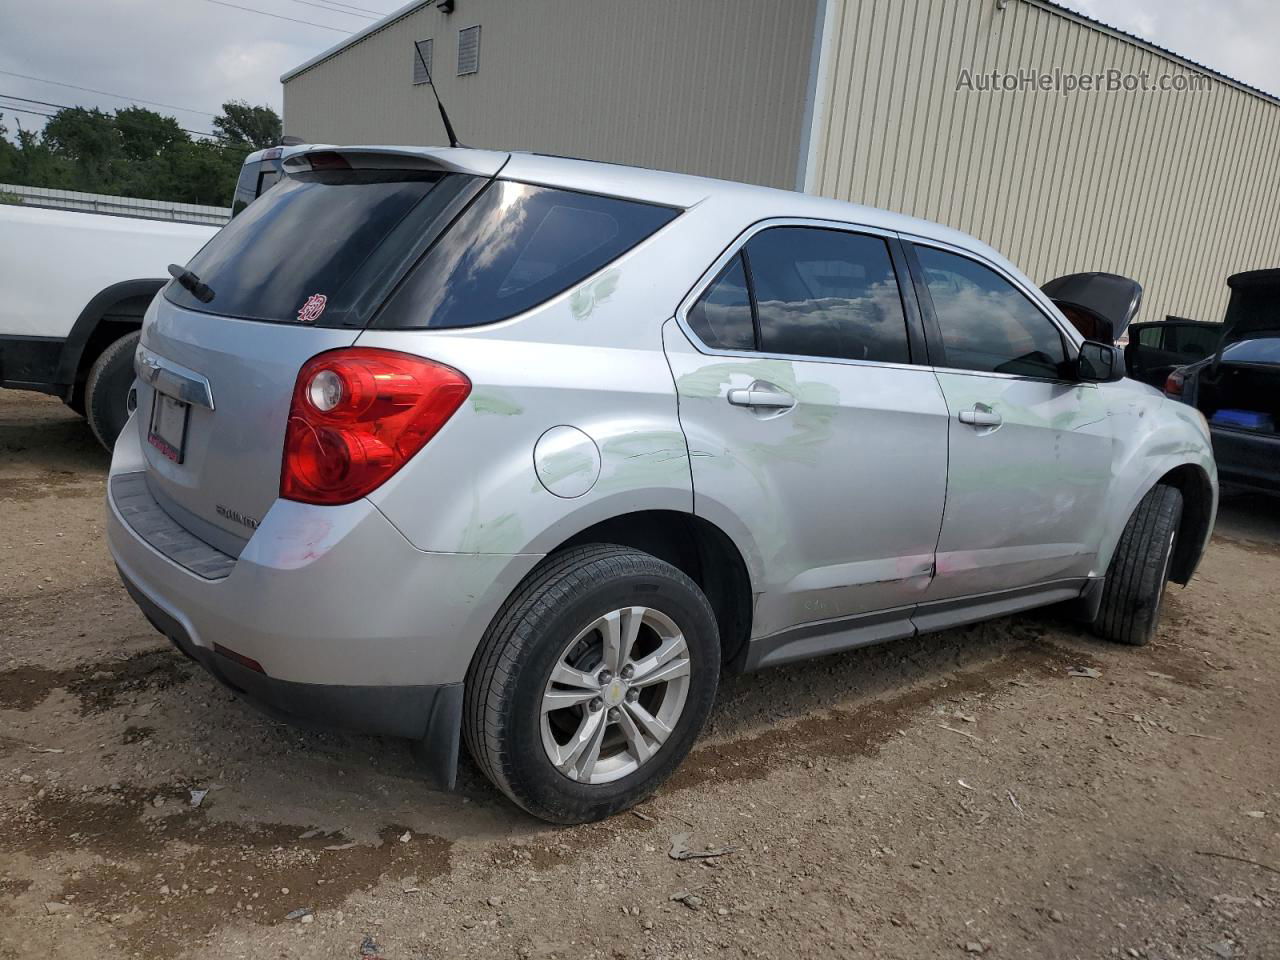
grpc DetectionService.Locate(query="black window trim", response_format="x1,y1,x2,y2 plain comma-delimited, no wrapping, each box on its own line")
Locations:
901,235,1087,386
675,217,929,371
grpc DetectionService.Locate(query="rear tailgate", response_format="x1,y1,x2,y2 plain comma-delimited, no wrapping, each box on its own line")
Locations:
135,305,358,551
131,149,506,550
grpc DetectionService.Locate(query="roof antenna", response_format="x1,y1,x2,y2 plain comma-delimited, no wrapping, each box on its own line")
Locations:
415,41,463,148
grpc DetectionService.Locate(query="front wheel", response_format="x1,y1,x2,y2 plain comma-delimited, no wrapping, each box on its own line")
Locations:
1091,484,1183,646
464,544,720,824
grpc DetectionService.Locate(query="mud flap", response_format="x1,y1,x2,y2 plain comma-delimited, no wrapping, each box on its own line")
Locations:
411,682,464,791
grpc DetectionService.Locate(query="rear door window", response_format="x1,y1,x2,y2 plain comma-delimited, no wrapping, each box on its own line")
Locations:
167,169,469,326
376,180,679,329
915,246,1068,379
744,227,910,363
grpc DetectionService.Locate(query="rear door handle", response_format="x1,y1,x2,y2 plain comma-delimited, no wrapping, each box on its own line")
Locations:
958,407,1002,427
727,385,796,410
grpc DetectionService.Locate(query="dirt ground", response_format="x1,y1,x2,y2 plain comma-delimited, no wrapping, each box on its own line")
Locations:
1,389,1278,960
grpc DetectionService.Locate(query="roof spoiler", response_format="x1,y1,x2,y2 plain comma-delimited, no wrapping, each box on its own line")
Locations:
281,146,509,179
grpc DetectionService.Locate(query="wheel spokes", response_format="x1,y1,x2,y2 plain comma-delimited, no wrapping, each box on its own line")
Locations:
614,702,655,764
629,634,689,688
541,687,598,713
550,661,599,692
624,700,672,746
600,606,646,674
553,707,608,781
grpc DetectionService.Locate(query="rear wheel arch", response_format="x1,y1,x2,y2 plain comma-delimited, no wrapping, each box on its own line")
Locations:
57,279,165,400
533,510,754,671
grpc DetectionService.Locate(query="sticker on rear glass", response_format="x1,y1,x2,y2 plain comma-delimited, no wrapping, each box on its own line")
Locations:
297,293,328,324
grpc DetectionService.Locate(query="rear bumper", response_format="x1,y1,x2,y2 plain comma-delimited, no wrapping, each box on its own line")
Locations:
106,415,543,779
119,567,461,775
1211,426,1280,493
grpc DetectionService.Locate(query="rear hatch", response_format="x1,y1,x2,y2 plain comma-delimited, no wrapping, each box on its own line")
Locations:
134,148,505,551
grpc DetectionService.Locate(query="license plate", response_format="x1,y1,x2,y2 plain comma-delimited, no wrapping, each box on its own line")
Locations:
148,392,190,463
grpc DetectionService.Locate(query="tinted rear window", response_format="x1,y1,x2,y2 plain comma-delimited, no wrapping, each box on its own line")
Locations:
375,180,678,329
167,169,466,325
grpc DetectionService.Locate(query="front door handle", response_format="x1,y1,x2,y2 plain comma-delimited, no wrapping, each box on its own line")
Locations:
727,384,796,410
958,406,1002,428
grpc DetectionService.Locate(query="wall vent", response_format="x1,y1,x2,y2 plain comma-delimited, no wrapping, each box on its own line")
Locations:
412,39,434,85
457,25,481,76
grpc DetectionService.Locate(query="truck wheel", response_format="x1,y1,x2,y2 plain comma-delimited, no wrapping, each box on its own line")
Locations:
1091,484,1183,646
464,544,720,824
85,330,140,451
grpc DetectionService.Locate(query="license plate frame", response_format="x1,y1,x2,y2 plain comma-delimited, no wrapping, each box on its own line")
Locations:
147,392,190,464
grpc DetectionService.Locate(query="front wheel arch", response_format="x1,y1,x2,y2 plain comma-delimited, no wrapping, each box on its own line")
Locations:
1156,464,1215,584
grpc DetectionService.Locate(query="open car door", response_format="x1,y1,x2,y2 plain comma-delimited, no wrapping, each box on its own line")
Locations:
1124,319,1223,388
1041,272,1143,343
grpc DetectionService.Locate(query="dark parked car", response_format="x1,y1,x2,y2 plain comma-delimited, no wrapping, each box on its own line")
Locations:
1128,269,1280,494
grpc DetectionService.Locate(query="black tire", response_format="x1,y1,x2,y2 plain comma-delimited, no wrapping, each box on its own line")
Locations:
85,330,140,451
464,544,720,824
1091,484,1183,646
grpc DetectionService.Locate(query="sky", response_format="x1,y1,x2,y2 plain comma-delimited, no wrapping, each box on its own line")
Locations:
0,0,1276,139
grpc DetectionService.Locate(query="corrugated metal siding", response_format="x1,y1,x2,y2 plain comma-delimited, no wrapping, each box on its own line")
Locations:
283,0,817,190
814,0,1280,324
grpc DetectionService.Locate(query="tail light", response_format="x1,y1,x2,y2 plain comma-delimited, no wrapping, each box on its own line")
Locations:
281,348,470,505
1164,369,1185,398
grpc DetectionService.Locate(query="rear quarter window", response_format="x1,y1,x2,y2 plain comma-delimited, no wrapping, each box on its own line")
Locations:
374,180,679,330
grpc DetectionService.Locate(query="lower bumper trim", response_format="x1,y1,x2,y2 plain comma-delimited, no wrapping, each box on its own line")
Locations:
119,568,462,789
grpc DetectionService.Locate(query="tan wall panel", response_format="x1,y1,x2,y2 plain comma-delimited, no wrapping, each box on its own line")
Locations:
283,0,817,190
814,0,1280,325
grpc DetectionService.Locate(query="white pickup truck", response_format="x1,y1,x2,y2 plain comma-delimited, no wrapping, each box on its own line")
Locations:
0,145,300,448
0,205,217,446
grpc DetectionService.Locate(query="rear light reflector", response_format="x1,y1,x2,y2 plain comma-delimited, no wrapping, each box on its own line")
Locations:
281,348,470,506
214,643,265,674
1164,370,1185,398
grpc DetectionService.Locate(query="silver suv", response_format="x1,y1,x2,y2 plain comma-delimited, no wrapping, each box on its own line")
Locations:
108,147,1217,823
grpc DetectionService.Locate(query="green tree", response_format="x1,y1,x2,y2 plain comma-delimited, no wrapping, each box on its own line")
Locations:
115,106,186,162
0,101,282,206
214,100,282,150
40,107,120,193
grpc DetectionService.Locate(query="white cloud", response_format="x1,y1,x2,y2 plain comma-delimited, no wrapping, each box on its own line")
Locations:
1056,0,1279,97
0,0,381,131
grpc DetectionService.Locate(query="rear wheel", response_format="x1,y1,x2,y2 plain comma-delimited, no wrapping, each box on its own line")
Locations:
1091,484,1183,646
464,544,719,824
85,331,140,451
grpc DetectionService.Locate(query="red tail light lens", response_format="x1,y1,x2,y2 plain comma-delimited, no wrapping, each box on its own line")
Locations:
281,348,470,505
1164,370,1185,398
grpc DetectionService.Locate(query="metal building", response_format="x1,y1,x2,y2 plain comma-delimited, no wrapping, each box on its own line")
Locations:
281,0,1280,326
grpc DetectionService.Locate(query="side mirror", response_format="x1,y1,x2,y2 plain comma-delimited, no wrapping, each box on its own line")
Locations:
1077,340,1125,383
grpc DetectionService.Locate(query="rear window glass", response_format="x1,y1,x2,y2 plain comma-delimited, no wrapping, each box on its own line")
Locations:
1223,337,1280,364
166,169,463,325
375,180,678,329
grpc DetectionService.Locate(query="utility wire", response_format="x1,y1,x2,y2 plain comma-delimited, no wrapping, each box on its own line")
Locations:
0,103,57,120
282,0,377,19
0,69,217,118
200,0,352,32
299,0,395,15
0,93,219,138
